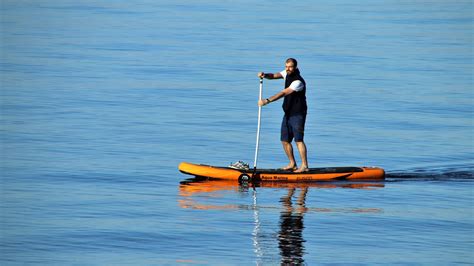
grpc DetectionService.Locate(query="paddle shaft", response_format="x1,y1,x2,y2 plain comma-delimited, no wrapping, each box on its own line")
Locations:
253,79,264,173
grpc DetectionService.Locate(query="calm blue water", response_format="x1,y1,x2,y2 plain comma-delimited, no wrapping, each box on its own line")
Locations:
1,0,473,264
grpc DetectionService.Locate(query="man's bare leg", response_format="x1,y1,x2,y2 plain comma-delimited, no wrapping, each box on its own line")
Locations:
281,141,297,170
294,141,308,173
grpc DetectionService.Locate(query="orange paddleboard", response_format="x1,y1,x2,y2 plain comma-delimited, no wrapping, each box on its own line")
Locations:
178,162,385,182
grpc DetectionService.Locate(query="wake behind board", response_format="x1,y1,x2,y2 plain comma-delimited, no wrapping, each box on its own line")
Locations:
179,162,385,182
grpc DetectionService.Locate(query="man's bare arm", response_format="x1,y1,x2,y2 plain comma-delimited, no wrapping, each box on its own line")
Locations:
258,88,294,106
257,72,283,79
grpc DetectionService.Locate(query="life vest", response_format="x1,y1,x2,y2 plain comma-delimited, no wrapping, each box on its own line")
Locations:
283,69,307,116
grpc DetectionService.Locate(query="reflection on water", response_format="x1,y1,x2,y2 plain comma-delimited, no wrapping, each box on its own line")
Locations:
279,187,308,264
179,178,384,264
252,188,263,263
179,178,384,212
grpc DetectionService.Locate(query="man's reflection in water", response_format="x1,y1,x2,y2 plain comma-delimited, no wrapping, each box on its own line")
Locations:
278,187,308,265
179,179,384,264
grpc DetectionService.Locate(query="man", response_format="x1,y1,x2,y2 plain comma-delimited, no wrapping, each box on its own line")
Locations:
258,58,309,173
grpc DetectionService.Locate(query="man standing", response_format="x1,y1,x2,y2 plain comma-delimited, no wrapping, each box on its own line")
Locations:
258,58,309,173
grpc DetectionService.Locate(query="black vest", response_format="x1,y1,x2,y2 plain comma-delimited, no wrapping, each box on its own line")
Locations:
283,69,307,116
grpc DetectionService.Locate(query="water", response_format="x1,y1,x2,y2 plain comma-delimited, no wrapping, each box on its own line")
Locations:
1,0,473,264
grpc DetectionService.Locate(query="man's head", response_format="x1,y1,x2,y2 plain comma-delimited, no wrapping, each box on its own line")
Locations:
285,58,298,75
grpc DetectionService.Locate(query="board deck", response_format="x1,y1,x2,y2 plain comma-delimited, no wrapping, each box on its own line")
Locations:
178,162,385,182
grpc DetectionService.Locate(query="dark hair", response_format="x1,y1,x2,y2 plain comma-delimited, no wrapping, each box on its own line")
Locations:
285,58,298,67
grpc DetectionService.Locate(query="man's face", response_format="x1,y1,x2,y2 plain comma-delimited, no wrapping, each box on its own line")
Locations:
285,62,296,75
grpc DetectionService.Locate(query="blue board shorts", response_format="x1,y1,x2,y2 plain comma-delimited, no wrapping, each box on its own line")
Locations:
281,114,306,142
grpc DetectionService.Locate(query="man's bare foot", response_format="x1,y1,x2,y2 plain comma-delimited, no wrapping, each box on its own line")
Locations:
294,167,309,173
281,164,297,171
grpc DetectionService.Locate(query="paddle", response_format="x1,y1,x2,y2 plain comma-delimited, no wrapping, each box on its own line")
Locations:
251,78,264,181
252,81,263,258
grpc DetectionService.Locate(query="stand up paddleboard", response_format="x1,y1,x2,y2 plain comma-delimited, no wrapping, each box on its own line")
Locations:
179,162,385,182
